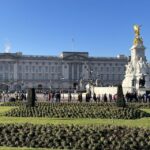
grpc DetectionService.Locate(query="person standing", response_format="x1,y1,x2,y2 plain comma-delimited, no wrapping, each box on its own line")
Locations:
93,93,97,102
68,92,72,102
78,92,82,102
86,92,91,102
48,92,51,102
103,93,107,102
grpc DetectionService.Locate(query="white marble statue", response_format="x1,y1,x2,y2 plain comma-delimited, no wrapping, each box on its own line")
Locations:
125,62,133,74
79,79,83,88
136,57,148,74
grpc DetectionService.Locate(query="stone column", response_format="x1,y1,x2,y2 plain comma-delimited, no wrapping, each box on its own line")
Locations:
14,62,18,81
69,63,72,80
74,63,77,80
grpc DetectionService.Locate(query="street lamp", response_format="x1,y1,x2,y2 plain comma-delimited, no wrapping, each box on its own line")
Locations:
21,81,24,91
49,79,52,92
60,77,64,99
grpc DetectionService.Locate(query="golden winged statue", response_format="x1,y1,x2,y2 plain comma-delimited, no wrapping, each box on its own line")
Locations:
133,24,143,45
133,24,141,37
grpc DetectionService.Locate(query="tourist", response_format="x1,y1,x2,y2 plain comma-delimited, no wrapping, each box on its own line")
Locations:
109,94,112,102
103,93,107,102
52,91,55,103
48,92,51,102
68,92,72,102
97,94,101,102
93,93,97,102
86,92,91,102
78,92,82,102
55,91,61,103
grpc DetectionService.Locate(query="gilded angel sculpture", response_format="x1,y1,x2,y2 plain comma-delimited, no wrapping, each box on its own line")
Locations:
133,25,141,37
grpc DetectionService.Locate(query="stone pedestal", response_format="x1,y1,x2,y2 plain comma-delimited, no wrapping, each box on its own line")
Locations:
122,25,150,95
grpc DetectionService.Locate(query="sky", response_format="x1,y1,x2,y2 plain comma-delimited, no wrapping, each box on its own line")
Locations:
0,0,150,59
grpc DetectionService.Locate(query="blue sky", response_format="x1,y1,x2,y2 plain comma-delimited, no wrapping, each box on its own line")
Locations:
0,0,150,59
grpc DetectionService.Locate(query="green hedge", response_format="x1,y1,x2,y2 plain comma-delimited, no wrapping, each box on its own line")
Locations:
1,101,150,108
0,124,149,149
5,104,150,119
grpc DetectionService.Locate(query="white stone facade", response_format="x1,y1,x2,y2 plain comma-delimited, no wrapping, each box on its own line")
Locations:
0,51,127,91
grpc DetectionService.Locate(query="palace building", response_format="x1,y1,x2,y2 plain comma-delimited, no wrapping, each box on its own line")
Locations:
0,51,128,91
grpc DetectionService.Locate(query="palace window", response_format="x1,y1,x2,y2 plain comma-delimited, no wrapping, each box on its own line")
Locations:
0,65,3,71
26,66,28,72
18,73,22,80
0,74,3,80
5,73,8,80
45,73,48,79
5,64,8,71
32,66,35,72
32,73,35,80
10,65,14,72
39,66,42,72
52,66,54,72
45,66,48,72
18,65,22,71
58,66,62,72
106,67,109,72
25,73,28,80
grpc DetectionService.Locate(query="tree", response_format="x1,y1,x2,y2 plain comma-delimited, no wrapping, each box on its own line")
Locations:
26,88,36,107
116,84,126,107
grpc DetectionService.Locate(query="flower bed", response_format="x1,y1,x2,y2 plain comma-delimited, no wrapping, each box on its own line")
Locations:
0,124,149,149
5,103,150,119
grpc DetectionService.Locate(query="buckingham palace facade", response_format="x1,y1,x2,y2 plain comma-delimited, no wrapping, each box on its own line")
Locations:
0,51,128,91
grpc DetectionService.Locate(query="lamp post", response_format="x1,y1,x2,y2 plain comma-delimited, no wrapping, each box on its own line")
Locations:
60,77,64,99
49,79,52,92
21,81,24,92
89,69,93,87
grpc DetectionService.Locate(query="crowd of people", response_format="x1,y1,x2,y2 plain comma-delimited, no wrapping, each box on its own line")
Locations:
0,91,27,102
0,90,150,103
41,91,150,103
125,92,150,103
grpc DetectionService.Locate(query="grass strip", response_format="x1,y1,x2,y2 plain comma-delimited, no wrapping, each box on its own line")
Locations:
0,147,55,150
0,116,149,128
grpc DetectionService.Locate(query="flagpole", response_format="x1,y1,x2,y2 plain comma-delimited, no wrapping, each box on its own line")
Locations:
72,38,75,51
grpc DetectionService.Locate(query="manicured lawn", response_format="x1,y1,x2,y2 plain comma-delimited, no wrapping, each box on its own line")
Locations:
0,106,149,128
141,108,150,113
0,147,53,150
0,106,18,115
0,116,149,128
0,107,149,150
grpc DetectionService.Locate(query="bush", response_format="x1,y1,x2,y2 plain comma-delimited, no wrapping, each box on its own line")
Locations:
5,103,150,119
0,124,149,149
26,88,36,107
116,84,126,107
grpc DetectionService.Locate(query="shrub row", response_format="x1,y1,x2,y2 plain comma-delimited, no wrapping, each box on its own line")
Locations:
5,104,150,119
128,103,150,109
0,124,149,149
1,101,150,108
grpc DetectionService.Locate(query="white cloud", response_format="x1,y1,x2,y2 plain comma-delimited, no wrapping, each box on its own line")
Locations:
4,42,11,53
